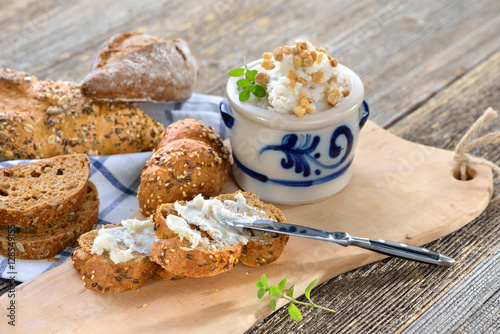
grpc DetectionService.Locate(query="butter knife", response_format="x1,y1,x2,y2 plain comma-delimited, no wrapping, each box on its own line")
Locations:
223,219,455,267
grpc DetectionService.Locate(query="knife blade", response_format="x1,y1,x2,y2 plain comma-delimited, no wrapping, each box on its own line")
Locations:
223,219,455,267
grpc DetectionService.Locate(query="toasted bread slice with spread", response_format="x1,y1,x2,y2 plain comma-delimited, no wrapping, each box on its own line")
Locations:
71,221,159,294
151,191,289,275
72,191,289,293
215,192,289,267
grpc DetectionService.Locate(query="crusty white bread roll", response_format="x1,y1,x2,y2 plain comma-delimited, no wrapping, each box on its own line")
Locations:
81,32,197,103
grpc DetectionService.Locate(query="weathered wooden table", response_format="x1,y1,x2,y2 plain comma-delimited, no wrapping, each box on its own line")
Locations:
0,0,498,332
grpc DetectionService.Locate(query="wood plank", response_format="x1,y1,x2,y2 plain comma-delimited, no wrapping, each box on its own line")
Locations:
0,0,499,127
389,49,500,154
247,209,500,333
0,121,493,333
245,48,500,334
402,247,499,334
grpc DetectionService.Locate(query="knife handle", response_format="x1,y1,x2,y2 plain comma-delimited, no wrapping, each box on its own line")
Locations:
349,237,455,267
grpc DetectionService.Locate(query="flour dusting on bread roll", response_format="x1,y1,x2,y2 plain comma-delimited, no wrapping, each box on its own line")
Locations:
81,32,197,103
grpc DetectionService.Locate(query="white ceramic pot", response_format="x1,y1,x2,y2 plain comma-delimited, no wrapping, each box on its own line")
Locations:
220,60,369,205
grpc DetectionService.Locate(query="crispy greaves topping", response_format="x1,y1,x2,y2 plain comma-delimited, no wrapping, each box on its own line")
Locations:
255,40,350,117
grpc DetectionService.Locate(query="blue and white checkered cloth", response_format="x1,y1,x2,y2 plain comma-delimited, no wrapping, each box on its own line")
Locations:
0,93,225,282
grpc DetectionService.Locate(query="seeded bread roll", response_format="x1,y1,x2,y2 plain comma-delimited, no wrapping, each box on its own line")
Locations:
0,181,99,260
151,191,289,276
81,32,197,103
137,120,231,216
157,119,230,161
150,266,185,281
71,226,158,294
214,192,289,267
0,68,164,161
0,154,90,227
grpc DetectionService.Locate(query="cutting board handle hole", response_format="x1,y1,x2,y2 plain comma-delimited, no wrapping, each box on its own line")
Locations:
452,166,477,181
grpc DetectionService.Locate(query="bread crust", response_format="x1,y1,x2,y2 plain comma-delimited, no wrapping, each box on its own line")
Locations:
150,238,242,278
150,266,184,281
0,68,164,161
157,119,230,162
71,247,157,294
0,181,99,259
215,192,289,267
240,231,289,267
71,224,158,293
138,138,230,216
0,154,90,227
152,191,289,274
81,32,197,103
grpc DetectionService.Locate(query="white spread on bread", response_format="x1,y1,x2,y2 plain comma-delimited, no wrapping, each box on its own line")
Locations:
91,218,158,264
167,193,269,249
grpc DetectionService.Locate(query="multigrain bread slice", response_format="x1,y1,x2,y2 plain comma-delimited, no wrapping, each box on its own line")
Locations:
72,192,289,293
151,191,289,277
0,154,90,227
0,181,99,260
71,225,158,294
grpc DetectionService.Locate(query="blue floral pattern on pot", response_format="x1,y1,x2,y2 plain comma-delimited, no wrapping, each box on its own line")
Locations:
260,125,353,177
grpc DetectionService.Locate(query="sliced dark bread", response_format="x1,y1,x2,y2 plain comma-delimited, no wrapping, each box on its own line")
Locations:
0,181,99,260
0,154,90,227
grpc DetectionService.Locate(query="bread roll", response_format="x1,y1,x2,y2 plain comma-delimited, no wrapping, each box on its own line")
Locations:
71,226,158,294
0,68,164,161
137,119,231,216
81,32,197,103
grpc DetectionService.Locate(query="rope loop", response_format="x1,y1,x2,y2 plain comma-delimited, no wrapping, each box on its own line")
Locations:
453,107,500,203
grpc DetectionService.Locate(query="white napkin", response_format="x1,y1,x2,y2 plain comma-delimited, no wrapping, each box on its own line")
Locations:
0,93,224,282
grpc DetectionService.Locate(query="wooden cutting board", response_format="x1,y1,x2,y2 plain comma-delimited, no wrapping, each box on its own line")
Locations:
0,121,492,333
